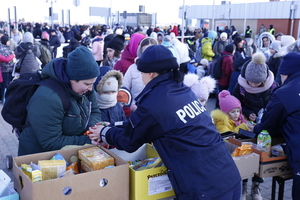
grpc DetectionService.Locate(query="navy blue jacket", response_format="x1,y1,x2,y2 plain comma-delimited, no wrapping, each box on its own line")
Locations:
101,72,241,200
254,71,300,173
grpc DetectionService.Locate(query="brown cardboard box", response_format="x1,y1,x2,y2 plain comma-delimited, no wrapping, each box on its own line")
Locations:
225,142,260,179
13,145,129,200
228,137,293,178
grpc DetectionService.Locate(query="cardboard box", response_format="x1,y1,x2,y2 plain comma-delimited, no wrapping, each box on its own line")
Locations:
13,145,129,200
225,142,260,180
110,144,176,200
228,137,293,178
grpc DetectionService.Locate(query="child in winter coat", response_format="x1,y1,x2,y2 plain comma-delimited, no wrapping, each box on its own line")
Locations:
95,69,127,125
183,74,216,107
211,90,254,134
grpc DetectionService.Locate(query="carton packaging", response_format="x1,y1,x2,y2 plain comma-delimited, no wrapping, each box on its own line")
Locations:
225,142,260,180
110,144,176,200
13,145,129,200
228,137,293,178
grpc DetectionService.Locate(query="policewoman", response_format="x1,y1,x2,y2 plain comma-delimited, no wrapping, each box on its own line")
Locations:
89,45,241,200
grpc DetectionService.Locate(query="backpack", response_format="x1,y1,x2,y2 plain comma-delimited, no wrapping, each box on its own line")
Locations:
1,71,70,135
39,44,52,66
209,55,230,80
62,44,73,58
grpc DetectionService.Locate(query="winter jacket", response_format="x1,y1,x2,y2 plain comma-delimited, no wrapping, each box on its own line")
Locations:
15,42,41,74
18,58,101,156
267,52,283,79
0,44,14,73
218,51,234,87
233,65,277,120
114,33,146,74
63,30,74,43
92,37,104,62
122,63,145,102
254,71,300,173
201,37,215,61
213,40,228,58
211,109,249,133
233,47,250,72
100,72,241,200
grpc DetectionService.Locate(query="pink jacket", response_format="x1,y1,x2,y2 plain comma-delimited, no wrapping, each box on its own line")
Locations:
114,33,146,75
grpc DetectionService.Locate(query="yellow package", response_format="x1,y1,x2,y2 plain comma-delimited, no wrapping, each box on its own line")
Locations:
21,164,42,183
232,144,252,157
78,147,114,170
38,160,66,181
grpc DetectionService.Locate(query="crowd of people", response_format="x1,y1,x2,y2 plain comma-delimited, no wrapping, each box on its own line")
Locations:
0,21,300,200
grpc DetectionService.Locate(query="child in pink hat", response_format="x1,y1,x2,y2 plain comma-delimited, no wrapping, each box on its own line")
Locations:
211,90,254,133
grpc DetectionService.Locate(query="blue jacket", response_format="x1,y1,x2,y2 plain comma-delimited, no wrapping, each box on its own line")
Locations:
101,72,241,200
254,71,300,173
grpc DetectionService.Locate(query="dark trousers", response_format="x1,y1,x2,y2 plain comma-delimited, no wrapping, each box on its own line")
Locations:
293,173,300,200
214,181,242,200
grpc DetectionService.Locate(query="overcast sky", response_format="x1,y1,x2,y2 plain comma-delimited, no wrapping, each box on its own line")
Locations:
0,0,271,25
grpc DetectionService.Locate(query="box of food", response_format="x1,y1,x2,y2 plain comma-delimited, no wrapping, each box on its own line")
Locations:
13,145,129,200
228,137,293,178
110,144,176,200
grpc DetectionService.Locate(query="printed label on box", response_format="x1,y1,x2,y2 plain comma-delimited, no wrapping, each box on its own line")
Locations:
148,174,172,196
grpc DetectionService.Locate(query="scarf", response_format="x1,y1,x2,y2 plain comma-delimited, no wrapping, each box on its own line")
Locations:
238,70,275,93
96,92,117,109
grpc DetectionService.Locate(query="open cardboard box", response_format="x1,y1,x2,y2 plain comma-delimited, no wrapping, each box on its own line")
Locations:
110,144,176,200
228,137,293,178
225,142,259,180
13,145,129,200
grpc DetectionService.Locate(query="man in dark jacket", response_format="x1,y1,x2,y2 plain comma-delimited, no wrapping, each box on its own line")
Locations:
49,29,61,59
253,52,300,200
88,45,242,200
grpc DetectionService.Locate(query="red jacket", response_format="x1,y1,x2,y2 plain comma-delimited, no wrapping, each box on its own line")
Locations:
218,51,234,87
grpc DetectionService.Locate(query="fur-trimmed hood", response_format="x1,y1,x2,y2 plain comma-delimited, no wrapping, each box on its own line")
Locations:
211,109,232,127
97,70,123,94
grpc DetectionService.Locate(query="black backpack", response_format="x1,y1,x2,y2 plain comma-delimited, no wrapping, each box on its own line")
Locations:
1,71,70,135
210,55,230,80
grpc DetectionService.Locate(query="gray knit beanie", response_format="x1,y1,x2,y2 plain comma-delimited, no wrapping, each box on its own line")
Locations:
245,52,268,83
66,46,100,80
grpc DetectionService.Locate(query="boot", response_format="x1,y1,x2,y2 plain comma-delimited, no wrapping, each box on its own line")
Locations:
251,181,262,200
242,181,247,200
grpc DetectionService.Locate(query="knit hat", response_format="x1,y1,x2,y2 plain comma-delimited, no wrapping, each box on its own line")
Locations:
23,32,34,43
66,46,100,80
107,35,125,51
269,41,281,52
208,31,217,41
220,32,227,39
200,58,209,66
183,74,216,101
224,44,235,53
102,76,119,92
137,45,178,73
278,52,300,75
0,35,9,45
245,52,268,83
218,90,241,114
42,31,49,40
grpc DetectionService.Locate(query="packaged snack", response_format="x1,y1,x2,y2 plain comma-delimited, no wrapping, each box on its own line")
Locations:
271,143,286,157
21,164,42,182
132,157,163,171
78,147,115,171
38,160,66,181
232,144,252,157
66,162,79,174
50,153,69,166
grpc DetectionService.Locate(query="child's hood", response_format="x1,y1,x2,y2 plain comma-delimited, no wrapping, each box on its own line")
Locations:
97,70,123,94
211,109,231,127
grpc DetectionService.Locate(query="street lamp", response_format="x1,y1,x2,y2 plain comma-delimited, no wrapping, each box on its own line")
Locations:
46,0,56,29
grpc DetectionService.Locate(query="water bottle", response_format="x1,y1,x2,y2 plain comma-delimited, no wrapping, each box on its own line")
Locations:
256,108,264,124
257,130,272,152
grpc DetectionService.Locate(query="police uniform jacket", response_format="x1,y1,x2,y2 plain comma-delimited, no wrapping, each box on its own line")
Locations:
101,72,241,200
254,71,300,173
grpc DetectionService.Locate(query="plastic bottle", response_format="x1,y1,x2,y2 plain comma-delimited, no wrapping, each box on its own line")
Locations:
256,108,264,123
257,130,272,152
